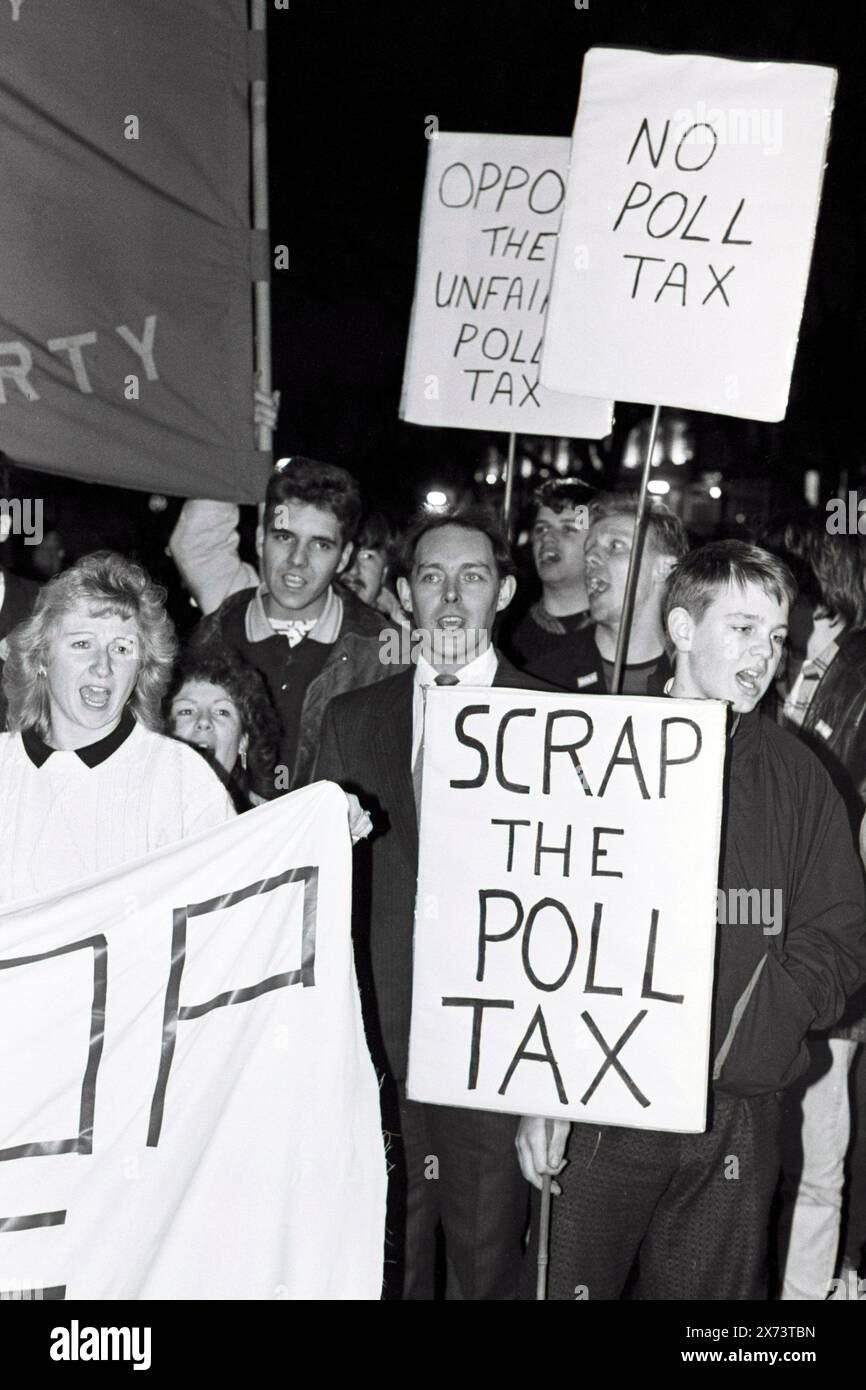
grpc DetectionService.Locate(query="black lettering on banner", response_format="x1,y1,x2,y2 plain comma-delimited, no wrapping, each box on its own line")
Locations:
0,1212,68,1300
722,198,752,245
680,194,711,243
654,261,687,306
0,936,107,1162
0,1210,66,1232
613,179,653,230
641,908,685,1004
674,123,718,172
495,708,535,793
490,818,531,872
580,1010,650,1108
702,263,735,307
476,889,523,981
534,821,572,877
495,164,529,210
527,169,565,215
624,253,665,298
583,902,622,996
147,866,318,1147
646,190,688,239
522,898,578,992
659,716,702,797
438,161,474,208
591,826,624,877
450,705,490,788
518,375,541,407
626,117,670,169
475,160,504,208
542,709,593,795
498,1005,568,1104
442,996,514,1088
597,717,650,799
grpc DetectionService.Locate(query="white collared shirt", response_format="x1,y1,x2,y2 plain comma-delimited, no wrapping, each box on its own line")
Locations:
244,582,343,646
411,644,499,770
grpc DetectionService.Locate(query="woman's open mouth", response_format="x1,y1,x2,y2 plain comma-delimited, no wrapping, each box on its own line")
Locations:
80,685,111,709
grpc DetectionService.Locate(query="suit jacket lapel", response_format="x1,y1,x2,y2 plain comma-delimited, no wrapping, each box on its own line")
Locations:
370,670,418,865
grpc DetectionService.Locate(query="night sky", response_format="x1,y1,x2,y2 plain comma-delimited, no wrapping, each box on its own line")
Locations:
267,0,865,514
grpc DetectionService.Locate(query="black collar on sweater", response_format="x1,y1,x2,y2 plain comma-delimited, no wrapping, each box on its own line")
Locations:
22,706,136,769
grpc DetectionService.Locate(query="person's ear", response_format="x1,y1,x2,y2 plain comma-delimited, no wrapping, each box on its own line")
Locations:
496,574,517,612
255,521,264,560
396,576,413,615
336,541,353,575
667,605,694,653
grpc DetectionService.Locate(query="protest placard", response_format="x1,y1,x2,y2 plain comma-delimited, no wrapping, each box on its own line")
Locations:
0,1,269,501
540,48,836,422
400,132,613,437
408,688,727,1132
0,784,385,1300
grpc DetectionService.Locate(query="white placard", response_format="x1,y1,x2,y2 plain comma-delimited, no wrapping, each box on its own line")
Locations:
541,48,836,422
400,132,614,437
408,689,727,1132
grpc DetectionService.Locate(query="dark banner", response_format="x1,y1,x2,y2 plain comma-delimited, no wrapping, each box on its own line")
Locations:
0,0,271,502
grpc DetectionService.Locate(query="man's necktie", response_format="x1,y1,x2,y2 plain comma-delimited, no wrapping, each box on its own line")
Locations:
413,673,460,822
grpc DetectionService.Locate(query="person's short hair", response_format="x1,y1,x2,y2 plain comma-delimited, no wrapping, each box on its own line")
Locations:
264,457,362,544
588,492,690,563
398,505,515,581
770,519,866,630
355,508,401,562
664,540,798,627
529,477,597,525
2,551,177,737
164,642,281,793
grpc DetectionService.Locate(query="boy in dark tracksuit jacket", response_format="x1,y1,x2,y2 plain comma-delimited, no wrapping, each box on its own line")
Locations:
518,541,866,1300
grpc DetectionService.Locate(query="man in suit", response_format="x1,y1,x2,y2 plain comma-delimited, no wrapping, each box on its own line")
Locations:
316,506,544,1299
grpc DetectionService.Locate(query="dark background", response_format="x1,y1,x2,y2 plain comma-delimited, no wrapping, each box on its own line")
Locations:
267,0,864,514
3,0,862,595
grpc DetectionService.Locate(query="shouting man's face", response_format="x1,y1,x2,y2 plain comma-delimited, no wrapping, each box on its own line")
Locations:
531,505,587,591
668,579,789,713
397,524,515,671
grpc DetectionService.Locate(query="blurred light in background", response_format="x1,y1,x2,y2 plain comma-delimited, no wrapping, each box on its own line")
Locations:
647,479,670,496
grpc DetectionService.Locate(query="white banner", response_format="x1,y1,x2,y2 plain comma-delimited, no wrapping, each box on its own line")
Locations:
400,132,613,437
0,782,386,1301
408,689,727,1132
541,48,836,422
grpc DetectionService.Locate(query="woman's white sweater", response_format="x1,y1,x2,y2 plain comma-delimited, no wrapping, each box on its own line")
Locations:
0,720,235,907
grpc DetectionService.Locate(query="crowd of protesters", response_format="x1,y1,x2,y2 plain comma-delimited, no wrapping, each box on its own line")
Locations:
1,452,865,1302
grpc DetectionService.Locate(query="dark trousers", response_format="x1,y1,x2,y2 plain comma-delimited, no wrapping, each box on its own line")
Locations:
531,1091,781,1301
397,1086,528,1300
